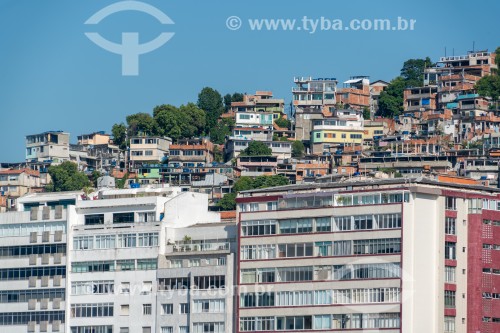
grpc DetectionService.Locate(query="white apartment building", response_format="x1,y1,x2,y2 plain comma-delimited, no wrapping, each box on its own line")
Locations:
26,132,70,163
0,186,237,333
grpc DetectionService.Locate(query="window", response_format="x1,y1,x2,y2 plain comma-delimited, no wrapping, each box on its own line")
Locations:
192,323,224,333
193,299,225,313
137,212,156,222
178,327,189,333
85,214,104,225
143,327,151,333
267,202,277,211
71,327,113,333
179,303,189,314
72,281,114,295
276,316,313,330
353,238,401,255
445,266,456,283
73,236,93,250
333,241,351,256
161,328,173,333
277,243,313,258
120,283,130,294
143,304,152,315
141,282,152,295
445,217,456,235
445,242,456,260
120,329,129,333
279,218,313,234
138,233,158,247
445,290,456,308
315,242,332,256
354,215,373,230
315,217,331,232
241,220,276,236
95,235,115,249
159,277,190,290
113,213,134,224
445,197,457,210
161,304,173,315
117,234,136,248
193,275,225,289
70,303,114,317
314,315,331,329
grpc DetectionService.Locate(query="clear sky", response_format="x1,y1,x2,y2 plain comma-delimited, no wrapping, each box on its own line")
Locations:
0,0,499,161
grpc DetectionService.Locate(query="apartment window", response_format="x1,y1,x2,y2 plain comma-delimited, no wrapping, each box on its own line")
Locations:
276,316,313,330
279,218,313,234
445,197,457,210
335,216,351,230
341,133,346,139
354,215,373,230
137,212,156,222
315,242,332,256
315,217,332,232
241,220,276,236
278,243,313,258
353,238,401,255
71,327,113,333
314,315,331,329
143,304,152,315
445,291,456,308
179,303,189,314
159,277,190,290
132,139,142,144
95,235,115,249
161,304,173,315
377,213,401,229
445,266,456,283
137,259,157,270
161,328,173,333
117,260,135,271
267,202,277,211
241,244,276,260
73,236,93,250
143,328,151,333
445,242,456,260
70,303,114,317
445,217,456,235
138,233,159,247
120,329,129,333
192,323,224,333
240,317,275,331
113,212,134,224
72,281,114,295
120,283,130,294
141,281,152,295
145,150,153,156
84,214,104,225
117,234,136,248
333,240,352,256
178,327,189,333
193,299,225,313
189,259,200,267
193,275,225,289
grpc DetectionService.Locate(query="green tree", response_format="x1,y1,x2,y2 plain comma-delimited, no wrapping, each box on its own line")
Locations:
213,146,223,163
45,162,91,192
362,107,371,120
197,87,224,135
111,123,127,150
274,117,291,129
291,140,305,158
240,141,272,156
400,57,434,87
217,192,236,210
126,113,157,136
476,75,500,102
91,170,103,188
378,76,406,118
210,118,234,145
153,103,206,140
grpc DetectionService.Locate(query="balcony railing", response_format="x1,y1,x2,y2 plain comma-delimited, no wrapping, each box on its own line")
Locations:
172,242,230,253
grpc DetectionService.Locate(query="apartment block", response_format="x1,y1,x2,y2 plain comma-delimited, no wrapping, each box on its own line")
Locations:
26,131,70,163
235,178,500,333
337,77,371,110
168,139,215,167
224,140,291,161
0,168,41,199
0,191,77,333
230,91,285,120
129,136,172,163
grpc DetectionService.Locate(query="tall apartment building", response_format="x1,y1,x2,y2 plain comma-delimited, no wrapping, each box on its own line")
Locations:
0,186,237,333
0,191,78,333
235,178,500,333
292,77,338,142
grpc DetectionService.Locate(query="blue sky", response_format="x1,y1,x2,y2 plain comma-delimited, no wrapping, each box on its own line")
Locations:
0,0,499,161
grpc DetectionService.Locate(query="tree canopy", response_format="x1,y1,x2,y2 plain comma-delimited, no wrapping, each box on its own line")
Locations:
46,161,91,192
111,123,127,150
377,57,433,118
240,141,272,156
197,87,224,135
476,73,500,102
153,103,206,140
291,140,305,158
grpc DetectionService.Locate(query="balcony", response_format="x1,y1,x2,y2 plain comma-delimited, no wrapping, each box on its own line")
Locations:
170,241,231,255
